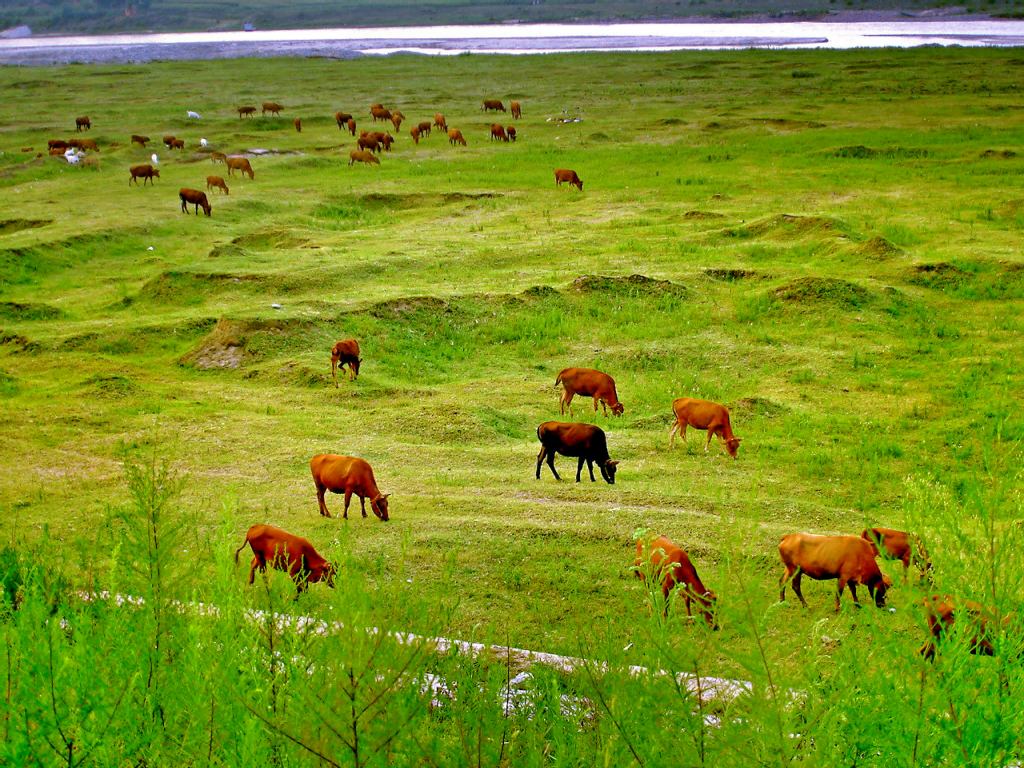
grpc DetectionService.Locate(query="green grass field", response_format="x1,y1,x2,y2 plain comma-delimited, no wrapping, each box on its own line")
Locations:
1,46,1021,691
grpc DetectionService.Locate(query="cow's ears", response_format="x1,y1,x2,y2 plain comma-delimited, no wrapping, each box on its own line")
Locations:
607,460,620,467
382,493,391,499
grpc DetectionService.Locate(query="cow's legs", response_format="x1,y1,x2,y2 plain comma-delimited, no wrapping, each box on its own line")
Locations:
359,495,367,518
705,430,714,453
668,420,680,448
316,483,330,517
536,445,547,479
343,490,352,519
331,355,338,387
560,391,574,415
791,571,808,607
779,564,796,602
248,556,261,585
586,458,596,482
844,580,861,611
576,456,584,482
546,450,561,481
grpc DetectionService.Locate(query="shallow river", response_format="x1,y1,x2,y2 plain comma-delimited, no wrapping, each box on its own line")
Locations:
2,20,1024,65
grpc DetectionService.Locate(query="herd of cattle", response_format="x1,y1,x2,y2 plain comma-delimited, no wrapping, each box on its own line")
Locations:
233,345,1004,662
48,99,585,218
48,103,1000,662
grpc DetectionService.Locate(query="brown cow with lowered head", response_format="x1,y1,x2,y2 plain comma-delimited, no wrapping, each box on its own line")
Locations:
170,138,185,151
335,111,353,129
349,149,380,166
635,535,718,627
294,117,302,133
206,175,229,194
234,524,336,594
861,527,931,581
510,101,522,119
554,168,583,190
370,106,392,122
433,113,447,132
238,106,257,118
330,339,360,385
226,156,254,179
448,129,467,146
410,126,421,145
179,188,212,216
131,134,150,147
536,421,619,484
311,454,390,521
555,367,624,416
490,124,509,142
482,99,505,112
669,398,741,458
920,595,1013,661
779,533,891,612
262,101,283,116
129,164,159,186
75,116,91,132
416,121,432,136
507,126,516,142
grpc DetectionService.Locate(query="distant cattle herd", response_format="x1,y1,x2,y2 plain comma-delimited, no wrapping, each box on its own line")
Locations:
41,96,995,662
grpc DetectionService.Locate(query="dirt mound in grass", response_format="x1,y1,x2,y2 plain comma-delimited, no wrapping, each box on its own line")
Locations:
905,262,970,289
180,317,308,370
571,274,687,297
727,213,843,239
980,149,1017,159
0,219,51,236
732,396,788,417
857,236,903,259
684,210,725,220
81,373,140,398
703,268,763,281
137,271,266,302
0,301,64,320
370,295,453,319
0,331,39,353
831,145,929,160
773,277,872,309
230,228,310,250
750,117,825,130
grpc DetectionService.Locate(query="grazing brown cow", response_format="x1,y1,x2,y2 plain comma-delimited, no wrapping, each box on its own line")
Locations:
861,527,931,581
555,367,624,416
920,595,1011,661
294,117,302,133
330,339,361,385
349,149,380,166
371,106,392,122
669,398,741,458
390,113,403,131
179,188,212,216
72,138,99,152
346,118,356,136
206,175,229,195
48,140,69,151
410,126,421,144
510,100,522,119
778,533,891,612
238,105,257,118
75,116,91,132
49,148,65,156
448,129,467,146
262,101,283,116
554,168,583,190
416,121,432,136
392,110,405,121
129,164,159,186
364,131,394,151
536,421,619,484
310,454,390,521
433,113,447,132
234,524,336,594
131,134,150,147
335,111,353,129
170,138,185,150
210,151,227,164
163,135,176,149
635,535,718,627
482,99,505,112
490,124,509,142
226,156,255,179
357,136,381,153
507,126,516,142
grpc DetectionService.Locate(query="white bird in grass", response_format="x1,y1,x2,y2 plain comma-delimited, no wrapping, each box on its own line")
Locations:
187,110,201,119
151,153,159,165
64,148,80,165
200,138,208,148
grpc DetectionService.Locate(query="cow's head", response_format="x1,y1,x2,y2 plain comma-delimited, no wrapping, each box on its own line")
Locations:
320,562,338,589
611,402,624,416
699,590,720,630
352,357,362,378
371,493,390,522
600,460,620,484
871,574,893,608
725,437,742,458
153,169,160,178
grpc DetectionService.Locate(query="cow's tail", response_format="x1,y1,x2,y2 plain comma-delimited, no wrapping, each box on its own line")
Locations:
554,370,564,388
233,536,250,565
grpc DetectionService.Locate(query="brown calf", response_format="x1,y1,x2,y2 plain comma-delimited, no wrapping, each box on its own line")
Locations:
311,454,390,521
536,421,619,484
131,134,150,147
234,524,336,594
129,164,159,186
410,126,421,144
162,134,176,149
70,138,98,152
349,149,380,166
347,118,356,136
510,100,522,119
206,175,229,194
294,117,302,133
433,113,447,131
226,156,254,179
238,105,257,118
390,113,404,131
75,115,91,132
490,124,509,142
482,99,505,112
920,595,1012,661
170,138,185,150
179,188,212,216
507,126,517,142
554,168,583,190
635,535,718,627
262,101,283,116
669,398,741,458
335,111,353,129
555,367,624,416
861,527,931,581
330,339,361,385
448,129,467,147
210,151,227,164
778,533,891,612
416,121,432,136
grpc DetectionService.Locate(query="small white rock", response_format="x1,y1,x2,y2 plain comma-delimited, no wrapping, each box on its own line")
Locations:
271,303,283,310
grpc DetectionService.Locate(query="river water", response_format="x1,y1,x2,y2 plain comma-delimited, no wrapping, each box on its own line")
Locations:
2,20,1024,65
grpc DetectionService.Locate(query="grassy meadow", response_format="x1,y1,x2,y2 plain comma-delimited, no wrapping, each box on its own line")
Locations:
0,47,1023,763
